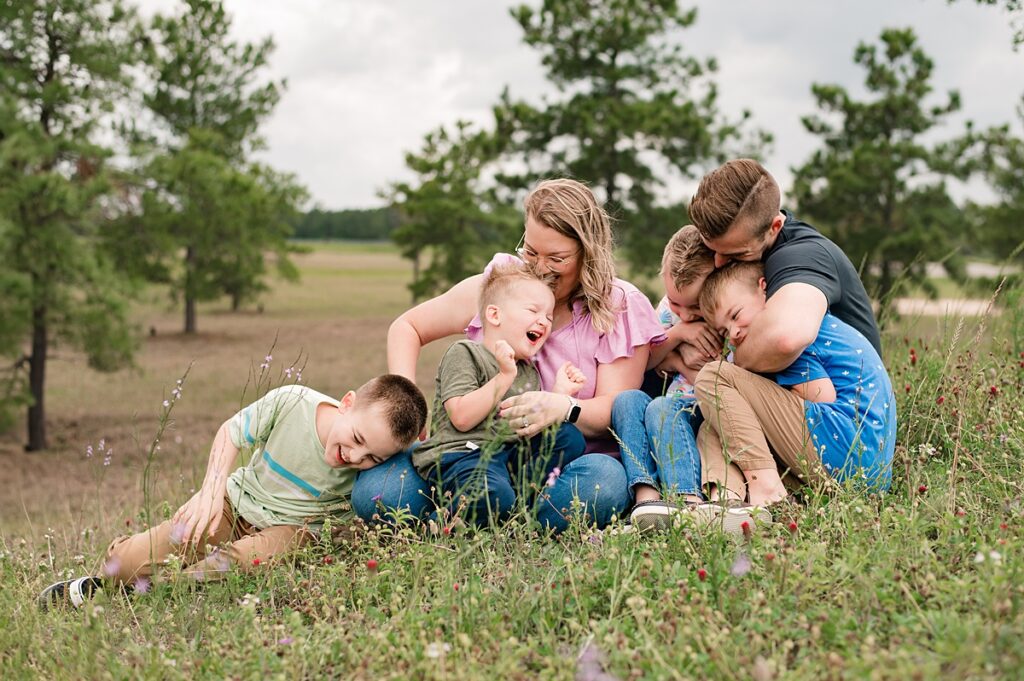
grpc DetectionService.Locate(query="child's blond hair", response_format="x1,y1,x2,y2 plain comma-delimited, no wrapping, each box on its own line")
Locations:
479,262,552,317
660,225,715,290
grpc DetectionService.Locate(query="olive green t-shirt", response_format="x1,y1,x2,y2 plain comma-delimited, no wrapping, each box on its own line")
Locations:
225,386,355,530
412,340,540,476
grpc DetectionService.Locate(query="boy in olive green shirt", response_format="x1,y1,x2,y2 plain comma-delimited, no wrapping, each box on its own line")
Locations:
40,375,427,609
414,263,586,527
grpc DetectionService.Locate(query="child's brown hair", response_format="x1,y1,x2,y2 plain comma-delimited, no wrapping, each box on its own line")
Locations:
355,375,428,445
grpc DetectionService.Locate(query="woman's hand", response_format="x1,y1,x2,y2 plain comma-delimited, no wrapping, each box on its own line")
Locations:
499,391,569,438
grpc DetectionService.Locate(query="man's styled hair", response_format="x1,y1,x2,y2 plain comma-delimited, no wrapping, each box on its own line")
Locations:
355,374,428,445
478,262,552,317
661,225,715,290
698,261,765,321
689,159,781,241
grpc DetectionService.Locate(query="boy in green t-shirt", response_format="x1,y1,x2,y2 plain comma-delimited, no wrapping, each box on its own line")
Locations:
39,375,427,609
414,262,587,527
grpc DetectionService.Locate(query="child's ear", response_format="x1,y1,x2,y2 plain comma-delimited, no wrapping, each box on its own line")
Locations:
758,277,767,293
484,304,501,326
337,390,356,413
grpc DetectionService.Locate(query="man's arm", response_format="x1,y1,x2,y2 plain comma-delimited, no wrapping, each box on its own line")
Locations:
732,282,828,373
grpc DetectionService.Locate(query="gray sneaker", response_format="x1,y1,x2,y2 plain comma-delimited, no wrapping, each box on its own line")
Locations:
630,499,772,534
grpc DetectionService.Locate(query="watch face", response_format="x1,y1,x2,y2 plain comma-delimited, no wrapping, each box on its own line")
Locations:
568,405,582,423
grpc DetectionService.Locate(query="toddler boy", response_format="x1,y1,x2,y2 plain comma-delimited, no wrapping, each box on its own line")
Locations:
413,263,587,527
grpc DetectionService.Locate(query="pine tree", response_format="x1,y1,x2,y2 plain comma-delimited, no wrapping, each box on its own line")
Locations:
0,0,140,449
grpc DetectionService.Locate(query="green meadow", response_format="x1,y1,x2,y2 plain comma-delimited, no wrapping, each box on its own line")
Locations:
1,242,1021,680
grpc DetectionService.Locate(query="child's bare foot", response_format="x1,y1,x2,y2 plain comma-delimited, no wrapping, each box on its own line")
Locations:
552,361,586,396
745,469,788,506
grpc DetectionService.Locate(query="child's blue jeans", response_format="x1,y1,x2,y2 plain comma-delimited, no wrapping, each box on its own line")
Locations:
436,423,586,527
611,389,703,500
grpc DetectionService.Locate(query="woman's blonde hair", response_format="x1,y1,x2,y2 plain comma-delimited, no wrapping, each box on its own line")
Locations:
523,178,617,334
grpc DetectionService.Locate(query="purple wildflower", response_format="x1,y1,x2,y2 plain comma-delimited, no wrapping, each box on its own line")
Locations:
730,552,752,578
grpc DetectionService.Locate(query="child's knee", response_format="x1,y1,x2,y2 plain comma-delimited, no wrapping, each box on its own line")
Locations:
611,389,648,422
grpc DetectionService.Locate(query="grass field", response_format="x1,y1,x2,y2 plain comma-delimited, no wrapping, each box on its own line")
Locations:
1,243,1022,679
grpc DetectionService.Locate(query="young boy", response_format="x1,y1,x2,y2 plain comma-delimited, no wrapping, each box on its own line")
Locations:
696,262,896,506
413,262,587,527
40,375,428,609
612,226,757,532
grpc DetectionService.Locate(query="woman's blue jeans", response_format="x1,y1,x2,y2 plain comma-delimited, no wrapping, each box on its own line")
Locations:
352,436,628,533
610,389,703,500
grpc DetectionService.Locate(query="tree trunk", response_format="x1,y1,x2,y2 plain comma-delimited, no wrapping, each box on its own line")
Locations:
184,245,197,334
26,303,47,451
411,250,421,304
231,292,241,312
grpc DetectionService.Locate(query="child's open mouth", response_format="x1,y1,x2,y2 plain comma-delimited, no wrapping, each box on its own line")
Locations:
526,330,543,343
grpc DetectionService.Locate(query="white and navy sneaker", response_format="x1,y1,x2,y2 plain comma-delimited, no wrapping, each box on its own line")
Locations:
38,576,105,610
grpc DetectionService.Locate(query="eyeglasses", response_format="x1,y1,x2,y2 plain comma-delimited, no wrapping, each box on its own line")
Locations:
515,236,579,269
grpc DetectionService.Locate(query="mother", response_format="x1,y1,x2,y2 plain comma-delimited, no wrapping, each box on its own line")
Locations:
352,178,666,532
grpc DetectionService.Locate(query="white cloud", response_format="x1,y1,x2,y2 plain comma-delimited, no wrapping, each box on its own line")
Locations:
136,0,1024,208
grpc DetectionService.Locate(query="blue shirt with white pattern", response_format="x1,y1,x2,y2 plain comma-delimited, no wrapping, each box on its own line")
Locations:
774,313,896,490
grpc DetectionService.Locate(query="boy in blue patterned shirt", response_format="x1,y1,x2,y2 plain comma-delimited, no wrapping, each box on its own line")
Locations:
696,262,896,506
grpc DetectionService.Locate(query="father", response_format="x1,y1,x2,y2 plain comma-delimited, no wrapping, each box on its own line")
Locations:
687,158,881,371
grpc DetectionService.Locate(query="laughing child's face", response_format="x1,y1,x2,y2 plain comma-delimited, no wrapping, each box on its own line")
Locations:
708,275,767,348
661,269,706,323
485,278,555,360
320,393,404,470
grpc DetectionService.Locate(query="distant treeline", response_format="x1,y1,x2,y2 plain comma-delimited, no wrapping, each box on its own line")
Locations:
293,207,400,241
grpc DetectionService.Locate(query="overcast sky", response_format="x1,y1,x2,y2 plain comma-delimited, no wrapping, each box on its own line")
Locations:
139,0,1024,210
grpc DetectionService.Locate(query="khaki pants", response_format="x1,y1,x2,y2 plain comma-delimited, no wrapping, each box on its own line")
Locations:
694,361,826,499
104,498,312,584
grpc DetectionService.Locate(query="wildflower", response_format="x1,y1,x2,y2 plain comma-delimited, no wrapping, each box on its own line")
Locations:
285,367,294,379
697,568,707,582
989,550,1003,563
162,400,170,408
322,555,334,565
740,521,751,539
366,559,378,571
974,552,986,564
730,553,752,577
453,582,460,591
787,521,798,534
764,552,776,563
277,637,293,646
252,558,261,567
935,396,945,405
546,467,562,488
425,642,451,659
1000,523,1008,531
86,445,94,458
102,557,121,578
990,386,999,397
918,485,928,494
169,522,187,545
133,577,151,595
443,526,452,536
371,494,383,503
904,384,911,394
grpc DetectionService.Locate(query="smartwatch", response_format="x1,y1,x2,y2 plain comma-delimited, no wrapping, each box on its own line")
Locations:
564,396,581,424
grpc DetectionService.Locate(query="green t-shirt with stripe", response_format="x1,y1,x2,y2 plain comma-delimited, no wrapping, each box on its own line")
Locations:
225,385,354,530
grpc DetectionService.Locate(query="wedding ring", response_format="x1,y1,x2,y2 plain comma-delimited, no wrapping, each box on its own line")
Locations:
521,416,529,428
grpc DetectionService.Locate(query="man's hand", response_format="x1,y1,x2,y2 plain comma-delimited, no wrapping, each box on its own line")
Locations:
681,342,716,373
552,361,586,396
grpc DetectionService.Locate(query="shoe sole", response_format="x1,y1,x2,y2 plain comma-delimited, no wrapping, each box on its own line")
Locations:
631,503,772,535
